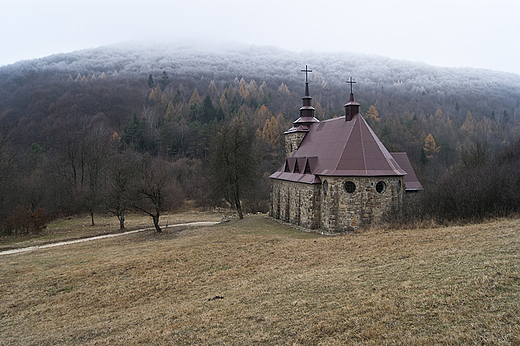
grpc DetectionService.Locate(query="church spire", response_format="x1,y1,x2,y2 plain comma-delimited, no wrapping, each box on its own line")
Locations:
344,77,360,121
293,65,319,126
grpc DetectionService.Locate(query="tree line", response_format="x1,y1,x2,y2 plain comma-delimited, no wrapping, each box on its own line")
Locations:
389,138,520,225
1,43,520,233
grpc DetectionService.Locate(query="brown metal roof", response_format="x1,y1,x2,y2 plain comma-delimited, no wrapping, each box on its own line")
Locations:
271,113,407,183
284,124,310,134
390,152,424,191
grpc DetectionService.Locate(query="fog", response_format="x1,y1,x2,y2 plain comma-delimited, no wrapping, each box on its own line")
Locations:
2,0,520,75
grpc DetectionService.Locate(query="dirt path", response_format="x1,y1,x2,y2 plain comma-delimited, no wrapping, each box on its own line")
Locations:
0,221,220,256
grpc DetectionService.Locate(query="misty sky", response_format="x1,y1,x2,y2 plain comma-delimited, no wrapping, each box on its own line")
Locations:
2,0,519,75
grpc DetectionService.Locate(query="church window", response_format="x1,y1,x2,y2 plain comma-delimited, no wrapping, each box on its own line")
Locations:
323,180,328,192
398,180,402,192
376,181,386,193
344,181,356,194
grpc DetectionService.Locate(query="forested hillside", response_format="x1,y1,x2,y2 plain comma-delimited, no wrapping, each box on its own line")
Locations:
1,42,520,230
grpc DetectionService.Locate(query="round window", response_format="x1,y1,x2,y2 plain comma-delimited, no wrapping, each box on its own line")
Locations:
344,181,356,194
376,181,386,193
323,180,328,192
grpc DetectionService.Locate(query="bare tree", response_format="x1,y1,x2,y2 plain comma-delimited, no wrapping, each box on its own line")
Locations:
0,124,16,224
460,141,490,169
210,119,256,219
133,154,183,232
83,125,111,226
49,122,87,188
105,151,138,229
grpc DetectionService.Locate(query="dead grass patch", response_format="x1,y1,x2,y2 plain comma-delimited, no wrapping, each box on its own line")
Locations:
1,215,519,345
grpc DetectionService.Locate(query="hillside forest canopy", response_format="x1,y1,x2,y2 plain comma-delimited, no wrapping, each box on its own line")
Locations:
1,42,520,233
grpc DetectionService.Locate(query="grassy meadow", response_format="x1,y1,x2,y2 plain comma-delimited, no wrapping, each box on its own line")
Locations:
1,213,519,345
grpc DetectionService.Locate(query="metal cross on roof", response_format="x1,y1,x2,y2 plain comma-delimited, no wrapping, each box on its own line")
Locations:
301,65,312,83
346,77,356,94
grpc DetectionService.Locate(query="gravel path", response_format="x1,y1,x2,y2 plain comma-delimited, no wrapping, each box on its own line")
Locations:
0,221,219,256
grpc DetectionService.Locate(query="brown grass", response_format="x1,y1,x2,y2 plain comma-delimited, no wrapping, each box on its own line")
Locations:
1,215,519,345
0,210,223,252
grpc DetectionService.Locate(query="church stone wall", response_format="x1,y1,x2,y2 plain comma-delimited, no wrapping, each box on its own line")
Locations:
270,175,404,233
270,179,321,229
319,176,404,232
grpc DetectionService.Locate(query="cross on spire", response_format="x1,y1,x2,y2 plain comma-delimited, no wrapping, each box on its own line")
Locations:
346,77,356,95
301,65,312,83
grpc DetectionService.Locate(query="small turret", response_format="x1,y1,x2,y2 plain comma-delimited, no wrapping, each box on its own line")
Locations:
284,65,320,157
292,65,320,127
344,77,360,121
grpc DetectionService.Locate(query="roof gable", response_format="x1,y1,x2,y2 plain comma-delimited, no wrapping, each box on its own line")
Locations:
289,114,406,177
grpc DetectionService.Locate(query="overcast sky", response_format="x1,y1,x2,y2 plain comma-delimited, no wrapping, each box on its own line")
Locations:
2,0,519,75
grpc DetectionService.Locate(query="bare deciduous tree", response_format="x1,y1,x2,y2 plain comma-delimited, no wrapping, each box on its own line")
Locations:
210,119,256,219
105,151,138,229
83,123,111,226
133,154,184,232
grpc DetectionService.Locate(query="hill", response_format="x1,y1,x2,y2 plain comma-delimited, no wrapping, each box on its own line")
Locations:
1,214,519,344
2,42,519,157
1,42,520,224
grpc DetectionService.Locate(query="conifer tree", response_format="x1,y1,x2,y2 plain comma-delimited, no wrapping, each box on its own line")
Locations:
366,105,380,123
315,101,323,119
149,85,162,102
277,83,290,95
159,71,170,89
262,116,280,146
460,111,475,134
165,101,175,120
424,133,441,159
209,80,218,97
189,88,202,105
503,110,510,122
239,85,249,100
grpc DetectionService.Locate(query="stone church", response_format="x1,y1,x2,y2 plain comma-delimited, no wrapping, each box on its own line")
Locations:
269,68,423,232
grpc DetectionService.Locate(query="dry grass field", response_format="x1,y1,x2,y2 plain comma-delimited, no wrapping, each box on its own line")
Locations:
0,210,222,252
1,213,519,345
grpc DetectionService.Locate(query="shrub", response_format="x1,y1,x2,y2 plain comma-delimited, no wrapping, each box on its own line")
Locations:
30,206,48,234
396,138,520,226
2,205,48,235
